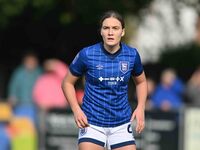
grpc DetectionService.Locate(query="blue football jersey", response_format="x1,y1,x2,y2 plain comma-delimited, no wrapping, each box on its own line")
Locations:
69,42,144,127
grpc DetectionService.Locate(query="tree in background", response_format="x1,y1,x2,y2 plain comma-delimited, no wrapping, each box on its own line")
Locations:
0,0,153,29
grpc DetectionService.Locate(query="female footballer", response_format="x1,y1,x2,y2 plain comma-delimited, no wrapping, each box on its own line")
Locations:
62,10,147,150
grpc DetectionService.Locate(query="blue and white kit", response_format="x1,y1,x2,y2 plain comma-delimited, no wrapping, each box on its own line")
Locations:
70,42,143,127
69,42,143,148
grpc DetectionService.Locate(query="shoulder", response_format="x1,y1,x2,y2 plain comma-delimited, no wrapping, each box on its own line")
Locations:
81,43,101,53
78,43,101,58
10,66,25,80
12,66,24,74
121,42,139,55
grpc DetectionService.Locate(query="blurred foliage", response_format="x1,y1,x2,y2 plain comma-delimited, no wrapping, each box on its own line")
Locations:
0,0,28,27
73,0,153,25
159,43,200,79
0,0,152,28
160,43,200,69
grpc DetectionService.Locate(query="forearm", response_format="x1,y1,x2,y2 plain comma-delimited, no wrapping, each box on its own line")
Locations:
135,80,147,110
62,78,81,113
133,72,147,110
62,74,89,128
131,73,147,133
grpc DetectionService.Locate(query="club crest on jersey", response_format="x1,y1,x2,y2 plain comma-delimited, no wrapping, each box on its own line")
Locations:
80,128,87,136
119,61,129,73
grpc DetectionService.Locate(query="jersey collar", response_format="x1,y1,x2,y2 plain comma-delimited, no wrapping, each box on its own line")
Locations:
100,42,122,58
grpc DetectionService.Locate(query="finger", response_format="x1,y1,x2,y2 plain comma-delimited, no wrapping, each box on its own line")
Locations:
136,124,140,133
82,117,89,127
136,126,142,134
78,119,86,128
130,112,136,122
79,117,89,128
136,120,141,132
76,120,83,128
139,126,144,133
136,121,145,134
75,117,85,128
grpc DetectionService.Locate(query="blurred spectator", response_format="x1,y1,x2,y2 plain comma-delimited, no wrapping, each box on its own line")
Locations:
32,58,69,150
151,68,185,111
33,58,69,110
7,51,42,128
146,77,156,110
185,66,200,106
7,51,42,107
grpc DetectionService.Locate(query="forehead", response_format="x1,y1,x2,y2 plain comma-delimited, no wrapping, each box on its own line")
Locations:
102,17,122,27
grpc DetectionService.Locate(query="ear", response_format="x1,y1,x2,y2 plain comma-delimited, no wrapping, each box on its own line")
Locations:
100,30,103,36
121,29,125,37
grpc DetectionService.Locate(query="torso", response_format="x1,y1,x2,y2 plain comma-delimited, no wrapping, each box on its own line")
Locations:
70,42,143,127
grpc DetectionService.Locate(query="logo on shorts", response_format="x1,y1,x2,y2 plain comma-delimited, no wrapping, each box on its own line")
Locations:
119,61,129,73
80,128,87,136
127,124,133,133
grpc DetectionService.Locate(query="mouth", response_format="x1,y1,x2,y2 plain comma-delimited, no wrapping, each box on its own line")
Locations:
107,38,114,41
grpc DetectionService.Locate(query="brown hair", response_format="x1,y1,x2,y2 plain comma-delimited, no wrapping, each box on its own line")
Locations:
99,10,125,29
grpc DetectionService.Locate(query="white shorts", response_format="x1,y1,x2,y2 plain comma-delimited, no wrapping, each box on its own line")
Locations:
78,122,135,149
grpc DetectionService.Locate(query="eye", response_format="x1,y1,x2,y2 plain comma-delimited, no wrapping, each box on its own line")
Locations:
102,26,109,30
113,26,120,30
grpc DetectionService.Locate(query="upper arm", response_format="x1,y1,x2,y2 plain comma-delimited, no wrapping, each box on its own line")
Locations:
69,49,87,76
131,50,143,76
63,70,80,86
132,71,146,85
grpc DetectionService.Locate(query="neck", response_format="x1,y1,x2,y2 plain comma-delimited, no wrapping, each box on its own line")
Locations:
104,44,120,54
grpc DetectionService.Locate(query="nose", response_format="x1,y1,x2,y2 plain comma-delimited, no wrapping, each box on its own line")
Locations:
108,29,113,35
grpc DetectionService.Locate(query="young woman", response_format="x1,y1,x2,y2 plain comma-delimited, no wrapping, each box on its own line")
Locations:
62,10,147,150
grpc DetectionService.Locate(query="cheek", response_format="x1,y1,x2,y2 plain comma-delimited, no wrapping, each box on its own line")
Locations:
100,31,106,37
116,34,123,40
100,29,106,35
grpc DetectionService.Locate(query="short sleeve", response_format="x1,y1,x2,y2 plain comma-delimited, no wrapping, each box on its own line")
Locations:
69,49,87,76
131,50,144,76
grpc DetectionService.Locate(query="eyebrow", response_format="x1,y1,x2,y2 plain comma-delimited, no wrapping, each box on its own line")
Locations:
102,25,121,28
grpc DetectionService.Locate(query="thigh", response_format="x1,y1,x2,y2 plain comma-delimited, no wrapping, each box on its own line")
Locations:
112,144,136,150
79,142,105,150
108,123,136,150
78,125,106,149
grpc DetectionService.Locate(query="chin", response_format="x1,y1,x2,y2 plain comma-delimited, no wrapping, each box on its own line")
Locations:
105,42,117,47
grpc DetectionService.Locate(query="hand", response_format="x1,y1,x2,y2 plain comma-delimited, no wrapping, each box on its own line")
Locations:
130,106,145,134
161,100,171,112
73,108,89,128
